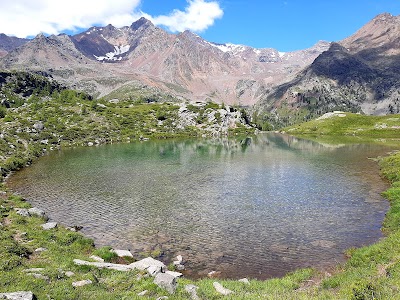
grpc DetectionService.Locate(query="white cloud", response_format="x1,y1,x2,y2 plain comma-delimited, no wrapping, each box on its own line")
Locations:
153,0,224,32
0,0,223,38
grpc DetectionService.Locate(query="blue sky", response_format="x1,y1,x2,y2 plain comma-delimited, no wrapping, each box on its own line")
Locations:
1,0,399,52
141,0,400,51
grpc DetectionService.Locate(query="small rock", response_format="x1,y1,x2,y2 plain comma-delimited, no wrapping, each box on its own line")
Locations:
28,207,48,220
238,278,250,285
147,265,163,276
23,268,45,273
87,142,94,147
34,248,48,253
65,271,75,277
72,279,92,287
73,259,132,271
111,249,133,258
176,255,183,263
156,297,168,300
33,122,44,131
175,264,185,271
154,273,177,294
40,139,48,145
15,208,30,217
207,270,221,278
165,270,183,278
137,290,148,296
28,273,49,280
185,284,200,300
0,291,35,300
41,222,57,230
213,282,233,296
90,255,105,262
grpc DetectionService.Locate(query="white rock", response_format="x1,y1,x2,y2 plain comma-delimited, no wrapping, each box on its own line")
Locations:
176,255,183,263
90,255,104,262
23,268,45,273
147,265,162,276
87,142,94,147
73,259,132,271
238,278,250,285
28,207,47,220
72,279,92,287
154,273,177,294
137,290,148,296
213,282,233,295
165,270,183,278
185,285,200,300
34,248,48,253
15,208,30,217
111,249,133,258
0,291,35,300
65,271,75,277
130,257,165,271
41,222,57,230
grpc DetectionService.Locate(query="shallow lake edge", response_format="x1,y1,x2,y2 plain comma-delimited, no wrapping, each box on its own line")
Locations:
2,136,400,298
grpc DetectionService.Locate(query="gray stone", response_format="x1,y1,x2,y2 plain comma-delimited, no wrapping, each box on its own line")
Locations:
33,122,44,131
176,255,183,263
130,257,166,271
137,290,148,296
165,270,183,278
238,278,250,285
73,259,132,271
0,292,34,300
65,271,75,277
154,273,177,294
89,255,105,262
28,273,49,280
213,282,233,295
15,208,30,217
23,268,45,273
185,284,200,300
147,265,162,276
72,279,92,287
111,249,133,258
41,222,57,230
156,297,168,300
34,248,48,253
28,208,47,220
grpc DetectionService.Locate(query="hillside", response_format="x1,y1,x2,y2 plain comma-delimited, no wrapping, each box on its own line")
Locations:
254,13,400,129
0,71,254,181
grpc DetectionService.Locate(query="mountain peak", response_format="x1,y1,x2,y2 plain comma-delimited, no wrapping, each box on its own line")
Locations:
130,17,154,31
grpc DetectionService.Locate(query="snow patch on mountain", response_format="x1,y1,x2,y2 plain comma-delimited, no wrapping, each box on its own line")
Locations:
208,42,247,54
94,45,130,61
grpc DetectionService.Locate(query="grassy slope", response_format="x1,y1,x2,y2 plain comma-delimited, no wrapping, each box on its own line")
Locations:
284,112,400,138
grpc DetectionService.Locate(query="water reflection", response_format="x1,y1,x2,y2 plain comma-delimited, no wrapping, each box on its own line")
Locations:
7,133,395,279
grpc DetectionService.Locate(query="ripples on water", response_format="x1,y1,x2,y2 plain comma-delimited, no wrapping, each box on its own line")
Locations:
8,134,391,279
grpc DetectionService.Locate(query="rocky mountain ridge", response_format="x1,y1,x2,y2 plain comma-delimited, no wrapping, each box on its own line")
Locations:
0,17,330,106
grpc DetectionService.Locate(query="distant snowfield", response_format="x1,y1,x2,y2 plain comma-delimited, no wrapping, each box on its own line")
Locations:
94,45,130,61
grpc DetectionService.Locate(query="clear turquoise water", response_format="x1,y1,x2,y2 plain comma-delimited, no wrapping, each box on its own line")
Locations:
8,134,392,279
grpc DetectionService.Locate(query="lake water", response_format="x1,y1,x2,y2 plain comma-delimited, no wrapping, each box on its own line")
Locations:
8,134,393,279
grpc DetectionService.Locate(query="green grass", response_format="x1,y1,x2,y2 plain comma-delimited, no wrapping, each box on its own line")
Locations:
284,112,400,138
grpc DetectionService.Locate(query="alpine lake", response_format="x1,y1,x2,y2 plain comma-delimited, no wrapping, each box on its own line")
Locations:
7,133,399,280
